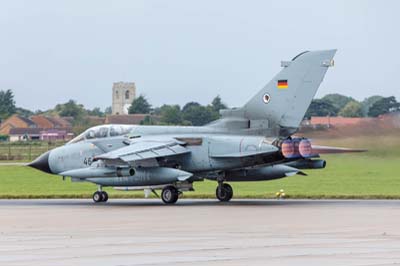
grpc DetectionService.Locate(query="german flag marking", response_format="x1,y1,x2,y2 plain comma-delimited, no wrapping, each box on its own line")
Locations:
277,79,288,89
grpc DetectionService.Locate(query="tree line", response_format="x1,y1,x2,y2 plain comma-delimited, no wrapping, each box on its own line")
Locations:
1,89,400,128
0,89,228,127
127,95,227,126
305,94,400,118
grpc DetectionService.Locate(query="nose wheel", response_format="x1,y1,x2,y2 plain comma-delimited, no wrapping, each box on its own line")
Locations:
216,183,233,202
93,191,108,203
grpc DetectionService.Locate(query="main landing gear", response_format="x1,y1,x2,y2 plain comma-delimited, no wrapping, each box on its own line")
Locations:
216,183,233,202
93,186,108,203
161,185,180,204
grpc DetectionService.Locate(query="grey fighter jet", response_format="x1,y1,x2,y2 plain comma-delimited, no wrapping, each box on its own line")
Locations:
29,50,359,204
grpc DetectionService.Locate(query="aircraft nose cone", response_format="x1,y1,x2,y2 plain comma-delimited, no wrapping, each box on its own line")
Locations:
28,151,52,174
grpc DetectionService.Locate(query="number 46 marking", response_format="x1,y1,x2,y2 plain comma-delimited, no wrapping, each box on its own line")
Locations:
84,157,93,166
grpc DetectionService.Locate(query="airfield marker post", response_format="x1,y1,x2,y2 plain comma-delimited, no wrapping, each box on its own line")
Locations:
8,143,11,160
28,144,32,161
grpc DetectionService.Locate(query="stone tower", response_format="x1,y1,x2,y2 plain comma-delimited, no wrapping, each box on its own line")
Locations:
112,82,136,115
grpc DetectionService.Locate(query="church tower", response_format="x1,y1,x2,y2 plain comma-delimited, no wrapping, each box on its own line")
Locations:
112,82,136,115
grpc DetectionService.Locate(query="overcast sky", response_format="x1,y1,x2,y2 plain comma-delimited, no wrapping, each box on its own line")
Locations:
1,0,399,111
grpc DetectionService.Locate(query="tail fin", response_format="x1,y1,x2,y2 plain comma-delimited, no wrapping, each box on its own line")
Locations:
242,49,336,132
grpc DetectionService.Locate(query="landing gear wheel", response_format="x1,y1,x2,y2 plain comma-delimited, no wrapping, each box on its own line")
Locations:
216,183,233,202
101,191,108,202
161,185,179,204
93,191,103,203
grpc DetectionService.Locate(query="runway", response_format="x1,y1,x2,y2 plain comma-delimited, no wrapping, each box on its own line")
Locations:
1,199,400,266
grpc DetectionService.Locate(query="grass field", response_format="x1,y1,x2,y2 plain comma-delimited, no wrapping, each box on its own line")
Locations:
0,133,399,199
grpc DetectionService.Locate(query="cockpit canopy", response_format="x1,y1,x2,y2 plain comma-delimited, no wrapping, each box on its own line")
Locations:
68,125,135,144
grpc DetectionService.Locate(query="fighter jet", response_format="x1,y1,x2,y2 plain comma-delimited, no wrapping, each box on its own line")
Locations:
28,49,360,204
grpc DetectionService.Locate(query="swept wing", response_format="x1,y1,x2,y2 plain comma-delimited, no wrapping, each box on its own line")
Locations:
94,138,190,164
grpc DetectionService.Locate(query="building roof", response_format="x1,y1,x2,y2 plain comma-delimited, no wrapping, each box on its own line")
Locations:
45,116,72,128
0,115,36,134
9,128,43,135
105,114,148,125
16,115,36,127
379,111,400,119
310,116,377,126
0,123,13,135
30,115,54,128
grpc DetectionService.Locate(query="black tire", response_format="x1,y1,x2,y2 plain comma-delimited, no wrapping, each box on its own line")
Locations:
101,191,108,202
223,183,233,199
93,191,103,203
216,183,233,202
161,185,179,204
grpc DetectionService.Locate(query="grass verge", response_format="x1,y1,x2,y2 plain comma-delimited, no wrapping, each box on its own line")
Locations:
0,134,399,199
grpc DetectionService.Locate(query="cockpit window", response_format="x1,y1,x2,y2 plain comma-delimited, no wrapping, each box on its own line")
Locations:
110,126,122,137
95,127,109,138
110,125,133,136
121,126,132,135
85,130,96,139
67,124,134,144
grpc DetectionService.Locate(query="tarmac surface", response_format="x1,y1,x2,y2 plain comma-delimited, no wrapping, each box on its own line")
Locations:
1,199,400,266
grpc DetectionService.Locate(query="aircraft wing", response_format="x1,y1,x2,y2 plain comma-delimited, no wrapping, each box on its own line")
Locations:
94,138,190,164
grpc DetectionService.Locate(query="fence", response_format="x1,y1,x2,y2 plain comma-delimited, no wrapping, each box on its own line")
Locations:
0,142,65,161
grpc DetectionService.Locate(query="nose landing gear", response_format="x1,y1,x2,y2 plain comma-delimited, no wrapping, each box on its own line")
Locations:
216,183,233,202
93,186,108,203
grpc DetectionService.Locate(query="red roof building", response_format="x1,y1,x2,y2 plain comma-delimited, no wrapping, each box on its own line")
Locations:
310,116,377,127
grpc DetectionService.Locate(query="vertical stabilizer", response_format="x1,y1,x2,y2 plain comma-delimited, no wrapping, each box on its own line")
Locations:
242,50,336,133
